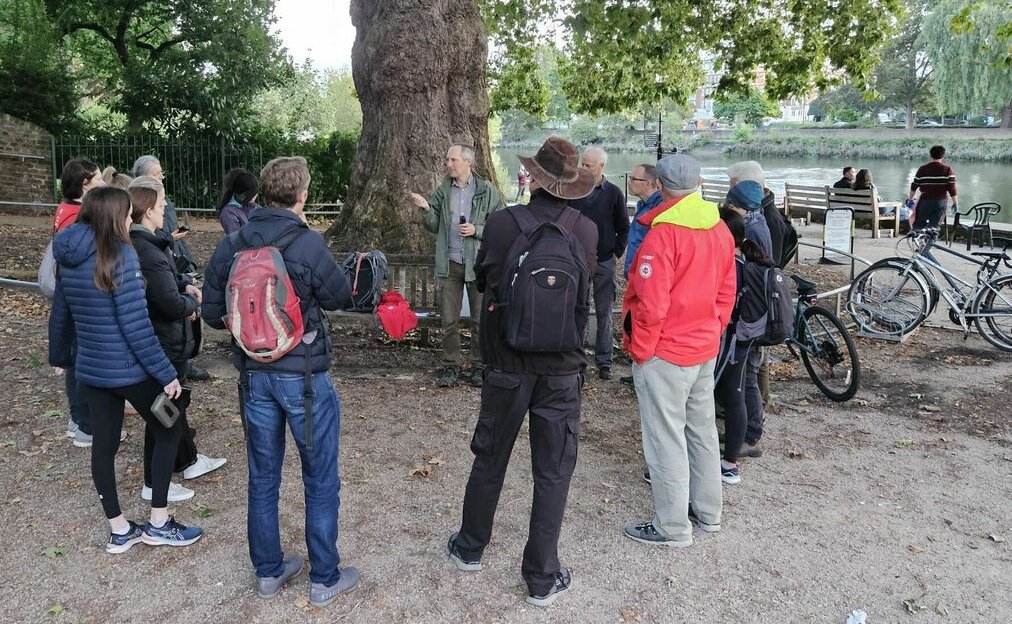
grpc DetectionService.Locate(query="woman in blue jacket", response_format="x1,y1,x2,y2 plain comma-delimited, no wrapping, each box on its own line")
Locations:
48,186,203,553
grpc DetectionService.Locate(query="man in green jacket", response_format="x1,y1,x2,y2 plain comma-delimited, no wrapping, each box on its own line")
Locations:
408,144,505,388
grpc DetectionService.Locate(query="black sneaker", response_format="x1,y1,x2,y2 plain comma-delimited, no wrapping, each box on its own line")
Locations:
623,520,692,547
526,567,572,607
446,532,481,571
598,367,612,381
106,521,144,554
642,468,651,483
187,361,212,382
468,367,485,388
436,366,459,388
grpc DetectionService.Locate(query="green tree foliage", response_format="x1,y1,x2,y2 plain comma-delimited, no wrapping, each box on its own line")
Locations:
478,0,904,117
808,85,877,120
874,0,934,128
0,0,78,131
921,0,1012,123
251,64,362,138
712,91,781,125
43,0,292,136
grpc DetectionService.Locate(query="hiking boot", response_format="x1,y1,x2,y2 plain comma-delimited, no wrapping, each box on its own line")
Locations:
182,454,227,480
141,482,195,502
468,367,485,388
256,555,304,598
436,366,459,388
66,419,78,438
623,521,692,548
740,442,763,458
141,516,203,547
619,375,634,386
598,367,612,381
526,567,572,607
106,521,144,554
720,461,741,485
446,532,481,571
309,567,360,607
688,505,721,533
187,361,211,382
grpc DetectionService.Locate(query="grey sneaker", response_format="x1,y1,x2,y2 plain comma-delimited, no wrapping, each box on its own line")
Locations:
526,567,572,607
66,419,79,438
309,567,360,608
688,505,721,533
623,520,692,548
446,532,481,571
256,555,304,598
73,429,93,448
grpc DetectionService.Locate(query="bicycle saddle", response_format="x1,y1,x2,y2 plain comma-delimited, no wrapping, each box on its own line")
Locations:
790,275,818,292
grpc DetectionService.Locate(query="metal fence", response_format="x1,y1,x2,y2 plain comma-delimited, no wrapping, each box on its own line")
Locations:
52,135,267,211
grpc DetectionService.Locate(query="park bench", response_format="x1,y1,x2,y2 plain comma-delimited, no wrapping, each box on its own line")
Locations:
327,253,472,343
784,183,828,224
700,178,730,204
826,187,900,238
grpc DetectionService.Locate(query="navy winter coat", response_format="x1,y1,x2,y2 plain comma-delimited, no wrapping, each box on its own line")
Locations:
48,224,178,388
201,207,351,374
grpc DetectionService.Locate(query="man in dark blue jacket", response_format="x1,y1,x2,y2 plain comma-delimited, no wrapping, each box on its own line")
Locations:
201,157,357,607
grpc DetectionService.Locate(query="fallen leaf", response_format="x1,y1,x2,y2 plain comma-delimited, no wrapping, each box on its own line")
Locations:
895,439,916,448
191,503,215,518
620,608,638,622
907,545,925,554
918,404,941,413
42,546,68,559
230,417,242,425
787,450,806,459
423,453,444,466
32,430,43,437
409,465,433,477
987,534,1006,543
903,598,927,614
935,602,949,616
41,410,63,419
47,604,63,617
293,595,310,609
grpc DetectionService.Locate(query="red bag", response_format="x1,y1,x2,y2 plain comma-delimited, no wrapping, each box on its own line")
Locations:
224,226,305,362
376,291,418,340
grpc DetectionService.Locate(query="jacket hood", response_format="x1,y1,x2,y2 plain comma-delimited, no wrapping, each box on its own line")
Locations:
53,223,97,268
640,191,720,230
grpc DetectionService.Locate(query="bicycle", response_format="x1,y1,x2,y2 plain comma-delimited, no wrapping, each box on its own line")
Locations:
783,275,861,402
847,228,1012,352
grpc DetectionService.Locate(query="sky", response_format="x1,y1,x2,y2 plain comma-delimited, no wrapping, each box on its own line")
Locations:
273,0,354,71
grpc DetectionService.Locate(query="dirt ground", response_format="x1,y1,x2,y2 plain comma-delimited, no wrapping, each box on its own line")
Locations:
0,216,1010,624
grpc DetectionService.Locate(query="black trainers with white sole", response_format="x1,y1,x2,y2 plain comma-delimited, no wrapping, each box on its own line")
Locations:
446,532,482,571
526,567,572,607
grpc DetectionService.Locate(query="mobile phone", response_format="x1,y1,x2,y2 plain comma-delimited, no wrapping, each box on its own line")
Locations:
177,225,191,232
459,215,467,225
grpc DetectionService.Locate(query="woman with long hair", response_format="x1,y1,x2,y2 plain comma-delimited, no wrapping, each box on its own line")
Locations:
48,186,203,553
128,176,227,501
215,167,260,235
102,166,133,189
715,207,775,485
53,157,105,448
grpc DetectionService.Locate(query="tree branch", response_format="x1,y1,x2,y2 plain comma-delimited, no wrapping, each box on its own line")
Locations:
149,36,189,62
64,22,117,45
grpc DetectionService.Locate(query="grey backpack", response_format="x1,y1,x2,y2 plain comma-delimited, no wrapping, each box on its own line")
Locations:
38,240,57,300
734,259,793,347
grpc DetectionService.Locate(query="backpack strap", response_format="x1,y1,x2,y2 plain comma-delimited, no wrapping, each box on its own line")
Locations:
234,223,306,252
351,252,366,297
506,204,542,237
556,206,583,234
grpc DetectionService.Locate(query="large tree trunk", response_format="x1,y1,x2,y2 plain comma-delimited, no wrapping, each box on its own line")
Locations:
905,101,915,130
327,0,497,253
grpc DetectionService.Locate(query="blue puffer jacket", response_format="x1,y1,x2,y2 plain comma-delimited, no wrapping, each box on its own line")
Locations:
48,224,178,388
201,207,351,374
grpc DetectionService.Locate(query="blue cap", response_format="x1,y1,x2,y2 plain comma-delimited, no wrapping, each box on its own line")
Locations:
726,180,764,212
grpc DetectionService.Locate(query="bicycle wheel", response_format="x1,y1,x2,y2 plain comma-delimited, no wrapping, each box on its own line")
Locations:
848,259,930,335
799,305,861,402
973,274,1012,352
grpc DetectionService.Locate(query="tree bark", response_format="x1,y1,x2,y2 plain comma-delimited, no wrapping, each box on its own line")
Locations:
905,101,915,131
327,0,498,253
1002,104,1011,130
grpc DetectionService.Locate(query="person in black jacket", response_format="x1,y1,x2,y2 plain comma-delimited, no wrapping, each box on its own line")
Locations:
128,177,227,502
201,157,357,608
447,137,598,607
833,166,856,189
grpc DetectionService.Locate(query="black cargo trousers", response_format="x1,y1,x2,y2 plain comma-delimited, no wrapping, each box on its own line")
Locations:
452,368,582,596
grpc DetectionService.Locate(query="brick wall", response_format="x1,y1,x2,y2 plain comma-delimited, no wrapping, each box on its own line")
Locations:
0,113,54,204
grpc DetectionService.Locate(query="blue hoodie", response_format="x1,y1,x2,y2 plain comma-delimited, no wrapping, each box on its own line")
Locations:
48,224,178,388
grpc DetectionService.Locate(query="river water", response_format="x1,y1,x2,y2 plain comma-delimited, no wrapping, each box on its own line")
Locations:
493,149,1012,225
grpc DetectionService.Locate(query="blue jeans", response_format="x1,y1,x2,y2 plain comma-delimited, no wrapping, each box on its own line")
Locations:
243,371,342,586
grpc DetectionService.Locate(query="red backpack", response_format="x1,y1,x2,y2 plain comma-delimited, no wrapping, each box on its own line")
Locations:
376,290,418,340
224,225,306,363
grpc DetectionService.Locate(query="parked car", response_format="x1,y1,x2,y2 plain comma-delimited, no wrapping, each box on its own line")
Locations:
917,119,941,126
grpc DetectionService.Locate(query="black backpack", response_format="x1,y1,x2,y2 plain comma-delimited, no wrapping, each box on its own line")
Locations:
341,251,388,313
778,217,799,269
496,205,590,352
734,259,793,347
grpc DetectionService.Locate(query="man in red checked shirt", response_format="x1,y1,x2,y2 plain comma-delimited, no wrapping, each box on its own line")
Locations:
620,153,737,548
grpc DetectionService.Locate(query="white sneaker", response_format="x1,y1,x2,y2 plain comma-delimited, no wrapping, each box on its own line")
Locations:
141,482,195,502
182,454,227,480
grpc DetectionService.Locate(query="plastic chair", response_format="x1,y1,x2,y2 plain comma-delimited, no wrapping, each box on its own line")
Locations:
948,202,1001,250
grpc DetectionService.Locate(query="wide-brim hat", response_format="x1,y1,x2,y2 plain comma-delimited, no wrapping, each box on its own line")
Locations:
519,137,595,201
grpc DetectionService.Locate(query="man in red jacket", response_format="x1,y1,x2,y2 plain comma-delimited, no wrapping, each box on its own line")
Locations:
621,153,737,547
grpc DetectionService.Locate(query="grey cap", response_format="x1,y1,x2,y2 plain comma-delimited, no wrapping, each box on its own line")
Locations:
655,153,701,191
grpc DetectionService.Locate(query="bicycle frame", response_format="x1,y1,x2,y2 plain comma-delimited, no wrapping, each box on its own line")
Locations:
907,237,1008,328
